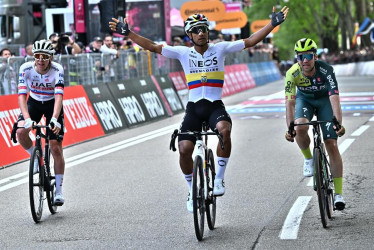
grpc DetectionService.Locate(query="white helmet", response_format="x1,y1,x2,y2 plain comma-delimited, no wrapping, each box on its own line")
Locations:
184,13,209,34
32,39,55,55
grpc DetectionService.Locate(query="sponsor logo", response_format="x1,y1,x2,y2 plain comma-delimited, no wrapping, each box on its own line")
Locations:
93,100,123,131
292,69,300,77
0,108,21,148
327,74,336,89
320,67,327,74
189,57,218,68
140,91,165,118
63,97,98,130
118,96,146,125
163,88,183,111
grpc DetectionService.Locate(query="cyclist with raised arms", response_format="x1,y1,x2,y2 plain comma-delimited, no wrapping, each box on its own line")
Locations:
110,6,289,213
285,38,346,210
16,39,66,206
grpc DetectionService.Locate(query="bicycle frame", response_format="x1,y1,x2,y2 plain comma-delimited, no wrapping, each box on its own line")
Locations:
193,135,208,201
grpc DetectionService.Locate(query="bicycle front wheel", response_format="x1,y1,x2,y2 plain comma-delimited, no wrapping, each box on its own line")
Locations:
29,148,44,223
45,147,57,214
314,147,328,228
193,155,205,241
206,149,216,230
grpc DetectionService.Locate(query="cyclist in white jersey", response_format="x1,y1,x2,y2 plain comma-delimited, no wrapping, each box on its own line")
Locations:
109,6,289,213
15,39,66,206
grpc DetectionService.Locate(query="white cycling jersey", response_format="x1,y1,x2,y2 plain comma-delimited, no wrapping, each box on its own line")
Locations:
18,61,64,102
162,40,245,102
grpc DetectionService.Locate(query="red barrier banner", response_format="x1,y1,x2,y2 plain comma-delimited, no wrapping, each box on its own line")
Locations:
223,64,256,97
62,85,105,145
0,85,105,167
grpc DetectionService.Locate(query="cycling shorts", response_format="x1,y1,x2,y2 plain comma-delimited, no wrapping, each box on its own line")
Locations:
17,97,64,141
295,95,337,140
179,99,231,143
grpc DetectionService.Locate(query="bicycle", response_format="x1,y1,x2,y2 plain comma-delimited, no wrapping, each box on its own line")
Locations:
170,123,224,241
11,123,58,223
288,116,341,228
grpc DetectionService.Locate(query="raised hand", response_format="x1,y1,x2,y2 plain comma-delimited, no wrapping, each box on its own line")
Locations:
109,18,130,36
271,6,289,27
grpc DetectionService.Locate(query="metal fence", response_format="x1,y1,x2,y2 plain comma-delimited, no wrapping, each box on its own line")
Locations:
0,49,271,96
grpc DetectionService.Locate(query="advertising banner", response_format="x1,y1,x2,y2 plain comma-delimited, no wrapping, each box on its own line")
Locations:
107,77,168,128
168,71,188,107
0,86,105,167
84,84,127,134
152,75,184,114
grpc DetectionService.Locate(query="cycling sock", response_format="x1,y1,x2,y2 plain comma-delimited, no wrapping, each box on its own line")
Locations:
216,157,229,179
26,146,34,155
184,173,192,191
301,148,312,159
333,177,343,195
55,174,64,194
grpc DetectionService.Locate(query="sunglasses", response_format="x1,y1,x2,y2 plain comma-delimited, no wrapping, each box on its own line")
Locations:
190,26,209,34
34,53,51,61
297,53,314,61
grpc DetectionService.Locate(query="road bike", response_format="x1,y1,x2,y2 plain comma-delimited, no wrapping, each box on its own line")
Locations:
289,116,341,228
11,124,58,223
170,123,224,241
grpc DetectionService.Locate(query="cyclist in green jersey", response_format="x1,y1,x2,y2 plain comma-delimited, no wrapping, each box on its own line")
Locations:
285,38,346,210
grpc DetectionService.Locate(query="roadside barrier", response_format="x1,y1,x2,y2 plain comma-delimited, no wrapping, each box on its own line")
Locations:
1,61,282,167
333,60,374,76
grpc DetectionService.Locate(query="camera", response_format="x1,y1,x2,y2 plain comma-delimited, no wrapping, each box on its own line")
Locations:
60,35,70,45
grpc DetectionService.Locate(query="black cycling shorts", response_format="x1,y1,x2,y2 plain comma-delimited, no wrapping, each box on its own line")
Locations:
17,97,64,141
179,99,231,143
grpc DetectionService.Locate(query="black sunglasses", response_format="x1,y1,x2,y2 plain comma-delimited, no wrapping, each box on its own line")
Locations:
297,53,314,61
190,26,209,34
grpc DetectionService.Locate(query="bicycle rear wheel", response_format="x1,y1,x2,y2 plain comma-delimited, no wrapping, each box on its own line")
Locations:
193,156,205,241
206,149,216,230
29,148,44,223
45,147,57,214
314,147,328,228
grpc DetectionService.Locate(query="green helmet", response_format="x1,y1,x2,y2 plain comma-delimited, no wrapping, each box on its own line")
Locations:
294,38,317,53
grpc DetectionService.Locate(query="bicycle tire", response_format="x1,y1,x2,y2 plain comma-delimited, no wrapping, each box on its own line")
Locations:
314,147,328,228
322,152,334,219
45,147,57,214
206,149,216,230
193,156,205,241
29,148,44,223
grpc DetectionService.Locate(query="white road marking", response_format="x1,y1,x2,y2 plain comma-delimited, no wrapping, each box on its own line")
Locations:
0,124,179,193
370,115,374,121
351,125,370,136
279,196,312,240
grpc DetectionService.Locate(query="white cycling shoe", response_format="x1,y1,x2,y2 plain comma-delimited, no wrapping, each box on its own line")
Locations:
303,158,313,177
213,179,225,196
334,194,346,210
54,193,65,206
186,192,193,213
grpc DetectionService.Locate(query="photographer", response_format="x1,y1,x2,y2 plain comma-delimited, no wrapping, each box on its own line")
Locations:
54,33,82,55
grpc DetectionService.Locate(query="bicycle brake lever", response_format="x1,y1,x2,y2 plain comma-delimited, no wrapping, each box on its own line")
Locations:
332,116,341,131
170,129,178,152
214,129,225,150
288,121,295,136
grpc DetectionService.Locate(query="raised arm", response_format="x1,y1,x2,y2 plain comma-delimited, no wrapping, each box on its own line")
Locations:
244,6,289,49
109,18,163,54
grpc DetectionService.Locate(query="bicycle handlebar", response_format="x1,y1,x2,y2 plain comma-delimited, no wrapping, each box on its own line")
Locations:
10,123,51,143
288,116,342,137
169,129,225,152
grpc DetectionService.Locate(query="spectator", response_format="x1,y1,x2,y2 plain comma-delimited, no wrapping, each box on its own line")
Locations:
54,33,82,55
25,43,34,57
49,33,59,42
101,34,119,57
173,37,183,46
0,48,17,95
89,36,103,53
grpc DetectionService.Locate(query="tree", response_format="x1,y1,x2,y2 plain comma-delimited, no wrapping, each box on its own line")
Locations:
244,0,374,60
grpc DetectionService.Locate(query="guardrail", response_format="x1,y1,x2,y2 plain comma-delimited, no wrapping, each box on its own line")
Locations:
0,50,272,96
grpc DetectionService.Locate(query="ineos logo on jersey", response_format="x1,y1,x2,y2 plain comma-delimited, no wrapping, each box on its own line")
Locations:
189,57,218,68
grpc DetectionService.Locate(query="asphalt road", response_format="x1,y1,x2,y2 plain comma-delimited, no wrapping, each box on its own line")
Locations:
0,76,373,249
